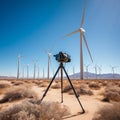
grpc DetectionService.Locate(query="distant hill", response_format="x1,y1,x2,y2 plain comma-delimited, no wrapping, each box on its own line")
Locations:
69,72,120,79
0,76,16,79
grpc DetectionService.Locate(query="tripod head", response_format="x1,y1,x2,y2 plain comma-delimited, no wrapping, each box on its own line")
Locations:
54,51,71,63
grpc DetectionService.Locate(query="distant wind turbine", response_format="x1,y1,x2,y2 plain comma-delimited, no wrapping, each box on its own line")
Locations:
85,64,90,79
73,66,75,79
43,68,45,79
44,49,52,80
38,65,40,79
27,64,29,79
33,60,38,80
22,67,24,79
63,0,93,80
93,65,97,79
97,65,102,78
110,66,118,78
17,55,22,79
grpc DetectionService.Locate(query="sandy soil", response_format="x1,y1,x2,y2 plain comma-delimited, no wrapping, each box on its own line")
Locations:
32,85,111,120
0,79,118,120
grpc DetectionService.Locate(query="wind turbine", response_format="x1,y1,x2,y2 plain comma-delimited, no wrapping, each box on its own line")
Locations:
17,55,22,79
110,66,118,78
27,64,29,79
97,65,102,78
38,65,40,80
85,64,90,79
63,0,93,80
33,60,38,80
73,66,75,79
43,68,45,79
93,65,97,79
44,50,52,80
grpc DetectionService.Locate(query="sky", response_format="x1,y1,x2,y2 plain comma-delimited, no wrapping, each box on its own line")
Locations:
0,0,120,78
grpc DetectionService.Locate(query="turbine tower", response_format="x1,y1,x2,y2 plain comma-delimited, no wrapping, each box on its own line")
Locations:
38,65,40,79
110,66,117,78
63,0,93,80
27,64,29,79
43,68,45,79
33,60,37,80
44,50,52,80
73,66,75,79
98,65,102,78
17,55,22,79
85,64,90,79
93,65,97,79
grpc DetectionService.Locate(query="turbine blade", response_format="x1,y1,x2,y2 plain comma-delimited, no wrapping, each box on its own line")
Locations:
83,34,93,62
63,29,80,38
80,0,86,28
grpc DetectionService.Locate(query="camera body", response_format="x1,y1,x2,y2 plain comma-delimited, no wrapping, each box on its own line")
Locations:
54,51,71,63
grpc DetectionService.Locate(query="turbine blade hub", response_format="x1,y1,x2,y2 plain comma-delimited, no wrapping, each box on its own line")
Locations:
80,28,85,33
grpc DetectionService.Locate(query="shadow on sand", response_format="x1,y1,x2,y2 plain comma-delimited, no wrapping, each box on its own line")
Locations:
63,111,85,119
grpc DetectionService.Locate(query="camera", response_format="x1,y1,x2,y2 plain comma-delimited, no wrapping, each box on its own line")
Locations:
54,51,71,63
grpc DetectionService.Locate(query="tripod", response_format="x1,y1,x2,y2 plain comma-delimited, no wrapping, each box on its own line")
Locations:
40,62,85,113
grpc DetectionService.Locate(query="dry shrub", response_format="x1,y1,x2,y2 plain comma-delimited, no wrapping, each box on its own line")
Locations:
13,81,24,86
102,86,120,102
0,100,70,120
39,83,47,87
63,84,72,93
88,82,101,90
0,86,37,103
68,88,93,96
92,102,120,120
51,83,61,89
0,83,10,89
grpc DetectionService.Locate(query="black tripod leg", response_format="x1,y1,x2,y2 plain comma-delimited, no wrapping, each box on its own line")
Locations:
62,67,85,113
40,66,61,103
61,67,63,103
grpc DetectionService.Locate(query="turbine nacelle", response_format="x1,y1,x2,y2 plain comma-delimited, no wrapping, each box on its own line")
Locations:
80,28,85,33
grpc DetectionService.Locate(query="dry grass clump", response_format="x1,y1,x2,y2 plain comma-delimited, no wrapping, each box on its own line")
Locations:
12,81,24,86
92,102,120,120
63,84,72,93
0,83,10,89
102,85,120,102
88,82,101,90
68,87,93,96
0,100,70,120
51,83,61,89
0,86,37,103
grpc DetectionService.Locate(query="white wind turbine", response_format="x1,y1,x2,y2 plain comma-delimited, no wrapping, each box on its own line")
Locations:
93,65,98,79
38,65,40,79
33,60,38,80
27,64,29,79
110,66,118,78
85,64,90,79
17,55,22,79
44,50,52,80
63,0,93,80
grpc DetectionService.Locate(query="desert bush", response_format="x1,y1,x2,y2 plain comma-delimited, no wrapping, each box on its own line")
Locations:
102,86,120,102
0,100,70,120
92,102,120,120
88,82,101,90
63,84,72,93
0,83,10,89
0,86,37,103
51,83,61,89
68,88,93,96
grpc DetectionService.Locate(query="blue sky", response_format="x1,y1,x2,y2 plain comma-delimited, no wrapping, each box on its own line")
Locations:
0,0,120,77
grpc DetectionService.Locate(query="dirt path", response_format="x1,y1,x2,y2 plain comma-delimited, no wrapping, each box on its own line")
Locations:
32,86,110,120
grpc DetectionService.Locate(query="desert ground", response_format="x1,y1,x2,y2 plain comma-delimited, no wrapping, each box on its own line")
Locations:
0,79,120,120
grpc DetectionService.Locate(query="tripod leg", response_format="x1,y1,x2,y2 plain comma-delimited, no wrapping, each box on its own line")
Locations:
62,66,85,113
40,66,60,103
61,67,63,103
